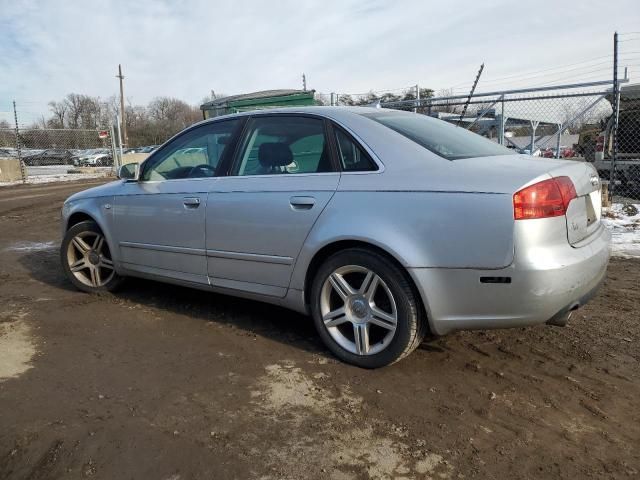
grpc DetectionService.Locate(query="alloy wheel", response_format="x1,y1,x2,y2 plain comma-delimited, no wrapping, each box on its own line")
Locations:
66,231,115,288
319,265,398,355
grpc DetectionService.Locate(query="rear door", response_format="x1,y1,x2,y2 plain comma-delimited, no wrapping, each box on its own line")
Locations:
206,114,340,297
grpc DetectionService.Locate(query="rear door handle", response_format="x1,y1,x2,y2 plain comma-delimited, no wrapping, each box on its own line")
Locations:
289,196,315,210
183,197,201,208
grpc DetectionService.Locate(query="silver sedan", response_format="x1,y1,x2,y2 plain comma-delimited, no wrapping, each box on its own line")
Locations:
60,107,610,368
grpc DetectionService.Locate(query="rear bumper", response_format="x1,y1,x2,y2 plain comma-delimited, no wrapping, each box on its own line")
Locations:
409,222,611,336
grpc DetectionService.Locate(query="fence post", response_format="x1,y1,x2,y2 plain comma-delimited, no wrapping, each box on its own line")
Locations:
12,101,26,183
109,123,118,172
610,31,620,200
115,114,124,168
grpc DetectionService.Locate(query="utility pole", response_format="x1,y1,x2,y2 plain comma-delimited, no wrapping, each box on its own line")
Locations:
414,84,420,113
458,63,484,126
116,64,127,147
302,73,307,91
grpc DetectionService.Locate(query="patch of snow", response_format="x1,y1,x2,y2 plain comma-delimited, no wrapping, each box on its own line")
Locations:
602,203,640,258
5,241,57,252
0,166,113,187
0,317,37,381
0,171,112,187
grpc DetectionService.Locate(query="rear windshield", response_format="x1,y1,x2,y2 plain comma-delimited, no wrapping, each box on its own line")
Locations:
359,110,512,160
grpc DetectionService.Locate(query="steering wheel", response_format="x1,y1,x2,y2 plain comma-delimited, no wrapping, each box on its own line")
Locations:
187,164,216,178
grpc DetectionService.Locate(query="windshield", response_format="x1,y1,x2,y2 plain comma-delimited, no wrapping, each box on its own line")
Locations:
359,110,512,160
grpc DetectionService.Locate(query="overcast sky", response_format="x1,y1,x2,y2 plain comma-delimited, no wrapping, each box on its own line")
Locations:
1,0,639,121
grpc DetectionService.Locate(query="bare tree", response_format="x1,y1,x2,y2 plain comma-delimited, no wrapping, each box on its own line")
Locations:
48,101,67,128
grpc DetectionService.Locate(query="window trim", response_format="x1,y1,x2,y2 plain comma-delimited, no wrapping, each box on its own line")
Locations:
328,121,380,173
225,113,340,178
138,117,246,182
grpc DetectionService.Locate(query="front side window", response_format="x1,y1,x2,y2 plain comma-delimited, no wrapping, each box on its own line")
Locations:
141,119,239,181
334,128,377,171
359,111,511,160
232,116,332,176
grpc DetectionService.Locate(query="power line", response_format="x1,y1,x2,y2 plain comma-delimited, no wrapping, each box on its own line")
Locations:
474,62,612,87
448,54,613,88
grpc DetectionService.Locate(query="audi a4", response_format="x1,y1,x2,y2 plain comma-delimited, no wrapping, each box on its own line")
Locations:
60,107,610,368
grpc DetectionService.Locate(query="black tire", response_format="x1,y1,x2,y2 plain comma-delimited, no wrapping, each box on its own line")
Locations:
310,248,427,368
60,220,124,293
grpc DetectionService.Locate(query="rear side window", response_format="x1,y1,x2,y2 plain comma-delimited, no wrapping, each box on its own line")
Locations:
334,128,377,172
359,111,511,160
232,116,332,176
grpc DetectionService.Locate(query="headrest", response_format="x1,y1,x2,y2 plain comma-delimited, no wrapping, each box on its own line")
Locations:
258,142,293,168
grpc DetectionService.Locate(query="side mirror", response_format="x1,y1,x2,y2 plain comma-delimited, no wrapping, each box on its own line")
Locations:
118,162,140,180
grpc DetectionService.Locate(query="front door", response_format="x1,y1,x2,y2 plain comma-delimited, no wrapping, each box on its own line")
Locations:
206,115,340,297
114,119,241,284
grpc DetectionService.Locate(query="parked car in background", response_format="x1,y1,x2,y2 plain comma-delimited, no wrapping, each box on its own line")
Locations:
542,148,557,158
541,146,576,159
23,149,75,166
518,147,542,157
74,149,113,166
60,107,610,368
0,148,18,158
137,145,160,153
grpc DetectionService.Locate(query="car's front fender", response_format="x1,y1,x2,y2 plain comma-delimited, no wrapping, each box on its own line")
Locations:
62,195,119,267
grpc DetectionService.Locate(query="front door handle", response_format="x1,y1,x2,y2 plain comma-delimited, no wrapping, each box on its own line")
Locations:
289,196,315,210
183,197,201,208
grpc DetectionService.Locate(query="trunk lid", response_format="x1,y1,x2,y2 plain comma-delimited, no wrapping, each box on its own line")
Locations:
454,155,602,246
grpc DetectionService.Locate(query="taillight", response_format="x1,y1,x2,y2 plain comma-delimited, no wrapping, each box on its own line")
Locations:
513,176,577,220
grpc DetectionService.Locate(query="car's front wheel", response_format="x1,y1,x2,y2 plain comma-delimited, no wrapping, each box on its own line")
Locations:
310,248,427,368
61,220,123,293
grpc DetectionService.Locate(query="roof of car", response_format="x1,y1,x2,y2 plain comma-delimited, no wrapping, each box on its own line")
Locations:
199,106,391,123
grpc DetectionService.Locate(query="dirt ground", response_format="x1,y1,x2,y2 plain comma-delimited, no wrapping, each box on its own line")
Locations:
0,179,639,480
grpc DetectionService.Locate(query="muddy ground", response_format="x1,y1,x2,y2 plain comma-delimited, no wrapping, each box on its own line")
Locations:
0,179,639,480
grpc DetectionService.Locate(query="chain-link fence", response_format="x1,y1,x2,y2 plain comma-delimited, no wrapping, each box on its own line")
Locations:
377,80,640,202
0,123,117,183
610,32,640,203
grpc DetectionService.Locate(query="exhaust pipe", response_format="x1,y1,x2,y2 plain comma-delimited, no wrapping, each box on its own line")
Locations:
546,303,580,327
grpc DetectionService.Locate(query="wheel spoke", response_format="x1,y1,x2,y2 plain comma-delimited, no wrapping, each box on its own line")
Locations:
369,306,397,330
100,257,114,269
72,237,91,254
361,272,380,300
323,306,348,327
353,323,370,355
89,266,101,287
93,235,104,253
69,258,86,272
329,273,356,299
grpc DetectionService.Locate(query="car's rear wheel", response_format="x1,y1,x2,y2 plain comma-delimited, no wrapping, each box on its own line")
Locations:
310,248,427,368
61,220,123,293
